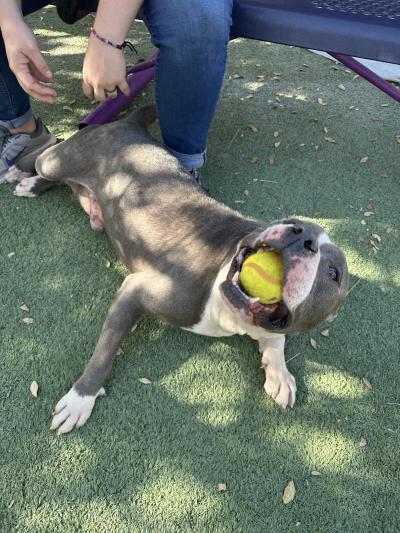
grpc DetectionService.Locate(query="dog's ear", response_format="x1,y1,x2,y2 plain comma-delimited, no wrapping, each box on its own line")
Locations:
123,105,158,130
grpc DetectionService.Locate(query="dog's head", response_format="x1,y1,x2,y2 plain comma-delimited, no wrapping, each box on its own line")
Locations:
220,218,348,334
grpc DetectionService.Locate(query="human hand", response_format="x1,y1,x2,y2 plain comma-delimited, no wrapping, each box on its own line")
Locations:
3,20,56,103
82,35,130,102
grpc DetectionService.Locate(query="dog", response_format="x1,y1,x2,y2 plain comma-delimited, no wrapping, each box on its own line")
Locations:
13,106,349,434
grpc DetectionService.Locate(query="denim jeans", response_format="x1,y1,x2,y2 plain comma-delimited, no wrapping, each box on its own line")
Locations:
0,0,233,169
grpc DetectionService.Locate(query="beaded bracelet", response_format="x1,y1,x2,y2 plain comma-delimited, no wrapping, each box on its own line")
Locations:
91,27,137,53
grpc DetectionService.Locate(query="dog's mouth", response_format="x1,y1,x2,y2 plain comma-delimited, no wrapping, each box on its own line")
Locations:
220,243,291,330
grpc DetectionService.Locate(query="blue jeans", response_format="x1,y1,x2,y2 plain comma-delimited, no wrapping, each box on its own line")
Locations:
0,0,233,169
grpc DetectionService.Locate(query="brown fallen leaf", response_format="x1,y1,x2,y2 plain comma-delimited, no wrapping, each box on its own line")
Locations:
273,131,279,138
282,480,296,504
247,124,258,133
217,483,227,492
310,338,318,349
311,470,321,476
321,329,330,337
116,347,124,356
338,84,346,91
364,211,374,217
249,155,259,164
20,303,29,312
359,437,367,448
22,317,33,325
30,380,39,397
317,97,327,106
139,377,152,385
268,154,275,165
62,105,74,112
8,500,15,508
371,233,381,242
274,141,281,148
325,136,336,144
256,75,265,82
103,257,111,268
360,156,369,164
362,377,372,390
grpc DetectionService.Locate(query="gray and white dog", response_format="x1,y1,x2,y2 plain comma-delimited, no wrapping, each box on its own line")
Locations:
14,106,348,434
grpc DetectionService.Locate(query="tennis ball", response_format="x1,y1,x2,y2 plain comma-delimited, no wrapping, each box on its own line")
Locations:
239,250,283,304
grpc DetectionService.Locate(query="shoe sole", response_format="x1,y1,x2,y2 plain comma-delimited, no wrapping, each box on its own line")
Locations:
17,134,58,173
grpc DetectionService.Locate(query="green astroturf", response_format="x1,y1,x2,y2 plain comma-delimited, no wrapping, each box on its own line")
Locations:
0,7,399,532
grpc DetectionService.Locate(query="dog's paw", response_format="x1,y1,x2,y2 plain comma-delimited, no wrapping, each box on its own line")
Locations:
50,386,106,434
14,176,42,197
2,165,32,184
264,365,296,409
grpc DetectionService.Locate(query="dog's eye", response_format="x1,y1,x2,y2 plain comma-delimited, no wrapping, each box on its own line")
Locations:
329,266,338,282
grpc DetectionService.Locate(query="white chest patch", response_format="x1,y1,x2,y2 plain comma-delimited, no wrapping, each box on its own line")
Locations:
183,262,276,342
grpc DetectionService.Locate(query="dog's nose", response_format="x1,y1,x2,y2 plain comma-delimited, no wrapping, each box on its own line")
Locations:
304,238,318,253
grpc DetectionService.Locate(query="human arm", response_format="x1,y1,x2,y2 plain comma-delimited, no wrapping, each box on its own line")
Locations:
82,0,144,102
0,0,56,103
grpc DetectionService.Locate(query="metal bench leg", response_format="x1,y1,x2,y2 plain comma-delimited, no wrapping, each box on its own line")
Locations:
79,51,158,128
330,53,400,103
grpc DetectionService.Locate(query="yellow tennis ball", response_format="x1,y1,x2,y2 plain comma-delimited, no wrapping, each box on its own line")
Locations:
239,250,283,304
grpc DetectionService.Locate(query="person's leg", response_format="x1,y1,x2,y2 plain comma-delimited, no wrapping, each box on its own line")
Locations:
141,0,233,170
0,0,58,178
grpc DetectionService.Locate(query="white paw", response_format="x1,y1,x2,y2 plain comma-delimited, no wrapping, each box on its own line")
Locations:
50,386,106,434
3,165,32,184
14,176,41,197
264,365,296,409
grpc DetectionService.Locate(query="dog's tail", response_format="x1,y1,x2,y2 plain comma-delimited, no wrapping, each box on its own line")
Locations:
124,104,158,130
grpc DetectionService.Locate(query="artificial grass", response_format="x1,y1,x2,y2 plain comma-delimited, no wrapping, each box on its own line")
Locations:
1,6,399,532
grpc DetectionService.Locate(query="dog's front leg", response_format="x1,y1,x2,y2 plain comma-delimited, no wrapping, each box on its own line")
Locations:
51,272,150,434
259,335,296,409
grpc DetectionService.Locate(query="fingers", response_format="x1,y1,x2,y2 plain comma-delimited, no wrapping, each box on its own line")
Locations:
26,46,54,83
117,78,131,97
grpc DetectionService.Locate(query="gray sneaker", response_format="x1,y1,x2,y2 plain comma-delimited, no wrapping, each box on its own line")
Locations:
0,118,57,180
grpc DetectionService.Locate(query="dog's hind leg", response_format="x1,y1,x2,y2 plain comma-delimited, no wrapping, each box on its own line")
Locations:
50,271,153,434
14,174,56,197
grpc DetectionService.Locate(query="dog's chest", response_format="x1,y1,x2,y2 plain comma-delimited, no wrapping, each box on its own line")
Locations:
182,264,270,341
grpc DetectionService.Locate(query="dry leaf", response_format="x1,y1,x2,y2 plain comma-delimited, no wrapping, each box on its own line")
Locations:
274,141,281,148
22,317,33,325
20,304,29,312
310,338,318,349
7,252,15,258
30,381,39,397
361,220,367,225
364,211,374,217
359,437,367,448
116,347,124,356
139,377,152,385
338,84,346,91
244,190,249,196
360,156,369,163
268,154,275,165
231,73,242,79
247,124,258,133
62,105,74,112
273,131,279,138
8,500,15,508
217,483,227,492
323,127,329,134
256,75,265,81
311,470,321,476
317,97,327,106
325,136,336,144
362,377,372,390
371,233,381,242
249,155,259,164
321,329,330,337
282,480,296,504
103,257,111,268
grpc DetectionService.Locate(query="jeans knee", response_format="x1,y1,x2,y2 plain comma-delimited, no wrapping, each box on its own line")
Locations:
148,1,233,59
